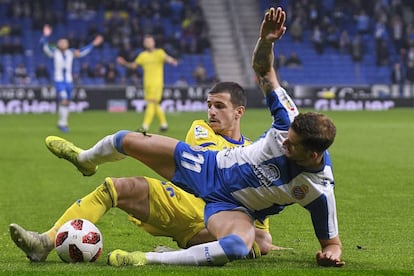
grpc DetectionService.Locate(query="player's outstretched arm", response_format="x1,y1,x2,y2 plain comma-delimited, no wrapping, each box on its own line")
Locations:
252,7,286,96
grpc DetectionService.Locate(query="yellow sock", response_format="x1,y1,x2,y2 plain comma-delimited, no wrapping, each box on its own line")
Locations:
45,177,118,242
143,102,155,129
155,104,167,127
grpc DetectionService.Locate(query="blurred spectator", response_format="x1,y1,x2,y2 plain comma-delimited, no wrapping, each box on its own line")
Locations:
174,76,189,87
35,63,50,83
0,24,11,36
407,45,414,64
355,10,371,35
0,36,14,55
290,16,303,42
351,34,363,62
311,25,324,55
405,61,414,84
376,39,390,66
0,62,4,80
93,62,106,79
326,26,340,49
391,62,405,97
12,37,24,55
13,63,30,85
285,52,302,68
390,14,406,52
339,30,351,54
105,63,119,84
192,63,208,84
275,54,287,68
79,62,95,79
308,3,321,28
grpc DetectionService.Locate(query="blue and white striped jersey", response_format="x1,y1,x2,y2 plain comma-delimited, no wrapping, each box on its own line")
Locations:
41,37,94,82
172,86,338,240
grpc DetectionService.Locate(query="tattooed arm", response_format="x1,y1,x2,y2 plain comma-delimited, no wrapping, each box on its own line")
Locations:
252,7,286,96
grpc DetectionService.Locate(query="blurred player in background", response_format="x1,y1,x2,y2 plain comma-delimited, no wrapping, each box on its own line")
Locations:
9,82,282,262
117,34,178,132
41,24,103,133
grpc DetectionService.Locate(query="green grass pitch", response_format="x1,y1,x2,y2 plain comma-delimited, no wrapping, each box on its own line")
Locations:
1,108,413,275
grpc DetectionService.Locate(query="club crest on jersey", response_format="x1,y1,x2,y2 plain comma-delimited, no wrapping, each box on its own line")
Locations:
253,164,281,187
194,125,209,139
292,185,309,200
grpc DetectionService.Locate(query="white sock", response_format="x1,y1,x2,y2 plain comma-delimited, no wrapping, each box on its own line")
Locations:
78,134,126,165
58,105,69,126
145,241,229,266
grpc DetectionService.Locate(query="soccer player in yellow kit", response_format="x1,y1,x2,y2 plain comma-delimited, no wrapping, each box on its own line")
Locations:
9,82,279,262
117,34,178,132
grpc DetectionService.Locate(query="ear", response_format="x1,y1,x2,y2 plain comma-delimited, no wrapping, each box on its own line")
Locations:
309,151,319,160
235,106,245,119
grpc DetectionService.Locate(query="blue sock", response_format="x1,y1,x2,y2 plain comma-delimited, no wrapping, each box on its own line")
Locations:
218,234,249,260
113,130,130,155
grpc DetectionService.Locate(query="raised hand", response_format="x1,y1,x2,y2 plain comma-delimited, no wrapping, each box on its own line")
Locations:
43,24,52,37
93,35,104,47
259,7,286,42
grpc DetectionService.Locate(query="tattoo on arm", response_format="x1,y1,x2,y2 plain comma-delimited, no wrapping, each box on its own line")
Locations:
252,38,275,94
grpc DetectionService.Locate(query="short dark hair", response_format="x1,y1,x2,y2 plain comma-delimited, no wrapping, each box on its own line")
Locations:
290,112,336,152
208,81,247,107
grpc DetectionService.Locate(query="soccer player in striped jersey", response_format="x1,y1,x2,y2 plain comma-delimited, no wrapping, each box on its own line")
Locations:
41,24,103,133
9,82,279,262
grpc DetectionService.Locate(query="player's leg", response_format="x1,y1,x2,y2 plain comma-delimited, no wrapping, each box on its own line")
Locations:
9,177,118,262
107,210,255,266
152,86,168,131
46,131,179,180
56,82,70,133
142,101,155,131
155,103,168,132
142,87,157,131
126,177,211,249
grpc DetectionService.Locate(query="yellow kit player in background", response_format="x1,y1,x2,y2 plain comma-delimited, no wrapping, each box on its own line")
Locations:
9,82,283,262
117,34,178,132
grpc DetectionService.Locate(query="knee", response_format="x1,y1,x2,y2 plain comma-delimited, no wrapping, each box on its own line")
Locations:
218,234,249,260
112,177,148,199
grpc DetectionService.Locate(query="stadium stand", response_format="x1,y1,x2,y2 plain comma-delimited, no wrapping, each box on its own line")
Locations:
0,0,413,86
259,0,414,86
0,0,214,86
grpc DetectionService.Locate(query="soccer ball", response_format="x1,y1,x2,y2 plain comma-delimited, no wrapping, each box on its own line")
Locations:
55,219,103,263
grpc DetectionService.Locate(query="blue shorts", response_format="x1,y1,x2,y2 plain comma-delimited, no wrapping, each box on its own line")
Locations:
55,81,73,101
171,142,250,224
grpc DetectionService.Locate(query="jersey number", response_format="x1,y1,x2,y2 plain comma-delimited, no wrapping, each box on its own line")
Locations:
180,151,204,173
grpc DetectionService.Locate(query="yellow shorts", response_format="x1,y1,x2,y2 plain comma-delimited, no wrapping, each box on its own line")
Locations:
129,177,206,248
128,177,270,248
144,84,163,102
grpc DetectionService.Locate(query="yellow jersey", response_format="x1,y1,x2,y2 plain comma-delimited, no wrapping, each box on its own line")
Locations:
135,48,166,88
